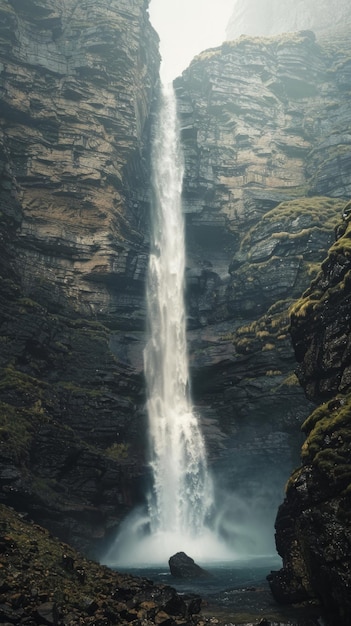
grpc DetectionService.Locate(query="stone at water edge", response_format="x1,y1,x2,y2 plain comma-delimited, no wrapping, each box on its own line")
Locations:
168,551,210,579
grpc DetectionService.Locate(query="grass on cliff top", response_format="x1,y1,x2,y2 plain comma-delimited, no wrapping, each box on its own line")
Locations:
242,196,345,251
193,31,318,66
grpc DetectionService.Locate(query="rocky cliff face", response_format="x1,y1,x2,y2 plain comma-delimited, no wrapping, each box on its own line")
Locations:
1,0,351,588
174,31,351,549
0,0,159,554
1,0,158,322
268,218,351,625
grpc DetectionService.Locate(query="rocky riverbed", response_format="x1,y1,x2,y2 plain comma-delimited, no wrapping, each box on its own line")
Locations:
0,504,205,626
0,504,323,626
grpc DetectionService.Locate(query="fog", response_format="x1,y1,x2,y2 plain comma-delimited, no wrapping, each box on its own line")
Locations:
226,0,351,41
149,0,351,84
149,0,233,83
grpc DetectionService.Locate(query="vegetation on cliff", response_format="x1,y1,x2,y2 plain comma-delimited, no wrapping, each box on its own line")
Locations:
178,31,351,624
1,1,351,623
270,210,351,625
178,27,351,439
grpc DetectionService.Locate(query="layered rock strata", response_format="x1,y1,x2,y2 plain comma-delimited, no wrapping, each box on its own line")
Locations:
0,0,159,554
173,31,351,544
269,216,351,625
0,0,159,322
1,0,351,569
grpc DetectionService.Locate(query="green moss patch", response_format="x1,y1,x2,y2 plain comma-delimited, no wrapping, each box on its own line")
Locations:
299,394,351,494
234,298,292,355
242,196,344,252
290,215,351,322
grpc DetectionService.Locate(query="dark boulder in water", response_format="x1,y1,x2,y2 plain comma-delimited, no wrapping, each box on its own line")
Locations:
168,552,210,579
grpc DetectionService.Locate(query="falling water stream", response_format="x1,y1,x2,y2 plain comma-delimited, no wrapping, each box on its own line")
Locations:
103,83,230,567
144,82,213,539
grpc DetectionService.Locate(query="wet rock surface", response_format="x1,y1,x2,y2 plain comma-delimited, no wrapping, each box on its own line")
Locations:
169,553,210,580
1,3,351,623
270,217,351,625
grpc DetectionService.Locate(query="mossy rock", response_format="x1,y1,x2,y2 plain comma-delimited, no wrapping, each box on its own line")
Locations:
290,209,351,322
233,298,292,355
285,393,351,499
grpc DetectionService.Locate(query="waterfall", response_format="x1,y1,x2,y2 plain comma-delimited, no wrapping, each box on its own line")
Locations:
144,82,213,538
103,83,230,567
102,79,283,570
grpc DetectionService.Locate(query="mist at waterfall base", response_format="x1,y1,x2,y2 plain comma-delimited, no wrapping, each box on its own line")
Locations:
102,83,280,573
103,481,280,568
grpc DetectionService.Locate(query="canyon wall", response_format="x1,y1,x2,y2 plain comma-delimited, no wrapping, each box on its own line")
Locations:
175,30,351,549
270,214,351,626
0,0,159,554
1,0,351,593
268,216,351,625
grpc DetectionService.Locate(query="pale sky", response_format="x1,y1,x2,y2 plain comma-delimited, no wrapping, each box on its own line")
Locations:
149,0,234,83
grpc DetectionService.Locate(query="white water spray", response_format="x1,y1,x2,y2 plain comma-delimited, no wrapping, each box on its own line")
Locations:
103,84,232,567
144,82,213,540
